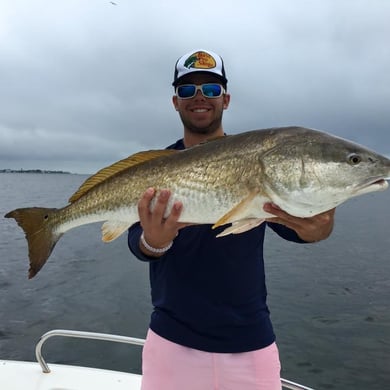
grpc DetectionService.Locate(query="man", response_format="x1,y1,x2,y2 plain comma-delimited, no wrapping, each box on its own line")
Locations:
128,49,335,390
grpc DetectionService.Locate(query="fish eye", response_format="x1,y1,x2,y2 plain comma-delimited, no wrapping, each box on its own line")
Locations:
347,153,362,165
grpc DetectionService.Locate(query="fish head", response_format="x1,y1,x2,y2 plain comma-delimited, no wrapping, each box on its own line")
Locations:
259,128,390,217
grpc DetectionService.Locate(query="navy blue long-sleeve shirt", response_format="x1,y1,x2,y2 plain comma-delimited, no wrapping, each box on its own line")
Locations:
127,138,306,353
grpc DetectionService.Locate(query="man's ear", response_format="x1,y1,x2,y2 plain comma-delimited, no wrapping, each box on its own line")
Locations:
172,95,179,111
223,93,231,109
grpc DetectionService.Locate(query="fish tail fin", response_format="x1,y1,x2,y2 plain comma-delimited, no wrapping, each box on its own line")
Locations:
4,207,61,279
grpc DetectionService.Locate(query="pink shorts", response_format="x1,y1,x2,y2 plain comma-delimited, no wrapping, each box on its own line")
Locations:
141,329,281,390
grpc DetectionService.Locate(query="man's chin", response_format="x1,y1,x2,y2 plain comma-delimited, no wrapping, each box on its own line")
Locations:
186,120,222,135
187,126,214,135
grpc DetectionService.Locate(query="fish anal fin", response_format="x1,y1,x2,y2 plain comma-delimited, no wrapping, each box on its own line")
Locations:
69,149,178,203
102,221,131,242
212,190,261,229
216,218,265,238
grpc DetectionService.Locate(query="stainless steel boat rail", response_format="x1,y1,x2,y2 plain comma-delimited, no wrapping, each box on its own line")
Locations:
35,329,315,390
280,378,315,390
35,329,145,373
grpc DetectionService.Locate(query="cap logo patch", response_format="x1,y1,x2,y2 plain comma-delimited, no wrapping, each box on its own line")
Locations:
184,51,216,70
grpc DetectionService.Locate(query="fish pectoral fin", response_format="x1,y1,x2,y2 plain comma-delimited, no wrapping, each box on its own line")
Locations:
101,221,131,242
216,218,265,238
212,190,260,229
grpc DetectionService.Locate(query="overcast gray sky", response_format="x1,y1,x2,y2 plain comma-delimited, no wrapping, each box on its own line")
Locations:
1,0,389,173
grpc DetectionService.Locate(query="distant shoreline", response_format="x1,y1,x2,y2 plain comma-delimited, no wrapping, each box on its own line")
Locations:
0,169,71,174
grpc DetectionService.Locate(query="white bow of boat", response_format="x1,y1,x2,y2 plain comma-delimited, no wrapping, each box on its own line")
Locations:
0,329,315,390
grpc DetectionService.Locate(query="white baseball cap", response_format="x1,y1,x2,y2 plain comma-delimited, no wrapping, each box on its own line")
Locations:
172,49,228,86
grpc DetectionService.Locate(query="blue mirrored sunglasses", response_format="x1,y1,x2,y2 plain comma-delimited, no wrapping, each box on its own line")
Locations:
176,84,225,99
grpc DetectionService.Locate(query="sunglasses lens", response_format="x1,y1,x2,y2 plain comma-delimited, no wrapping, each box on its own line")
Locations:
177,85,196,98
176,84,224,99
202,84,223,97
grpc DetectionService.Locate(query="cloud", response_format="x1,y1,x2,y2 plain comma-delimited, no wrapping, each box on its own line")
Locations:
1,0,389,173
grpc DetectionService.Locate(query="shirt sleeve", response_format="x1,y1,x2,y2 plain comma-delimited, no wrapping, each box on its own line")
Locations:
266,221,308,243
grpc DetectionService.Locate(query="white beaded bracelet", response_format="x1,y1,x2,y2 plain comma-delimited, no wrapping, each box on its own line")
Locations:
140,232,173,254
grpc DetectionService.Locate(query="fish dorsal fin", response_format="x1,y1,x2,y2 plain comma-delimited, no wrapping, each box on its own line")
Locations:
69,149,178,203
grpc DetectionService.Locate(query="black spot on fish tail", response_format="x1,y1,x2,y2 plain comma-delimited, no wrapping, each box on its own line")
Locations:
4,207,62,278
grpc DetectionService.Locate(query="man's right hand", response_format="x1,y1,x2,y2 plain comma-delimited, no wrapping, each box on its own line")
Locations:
138,188,186,257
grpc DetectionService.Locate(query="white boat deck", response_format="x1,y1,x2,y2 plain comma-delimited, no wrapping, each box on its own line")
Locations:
0,360,142,390
0,329,315,390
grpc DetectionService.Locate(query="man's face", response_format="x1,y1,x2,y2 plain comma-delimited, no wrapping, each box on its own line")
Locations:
172,73,230,135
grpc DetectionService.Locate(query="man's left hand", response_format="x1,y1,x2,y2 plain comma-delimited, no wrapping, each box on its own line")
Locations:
263,203,336,243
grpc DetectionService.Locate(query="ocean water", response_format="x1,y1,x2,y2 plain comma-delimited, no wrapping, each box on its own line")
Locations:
0,173,389,390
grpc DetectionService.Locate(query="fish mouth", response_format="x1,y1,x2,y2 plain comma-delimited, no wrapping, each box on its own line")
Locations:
368,178,388,188
355,178,389,195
